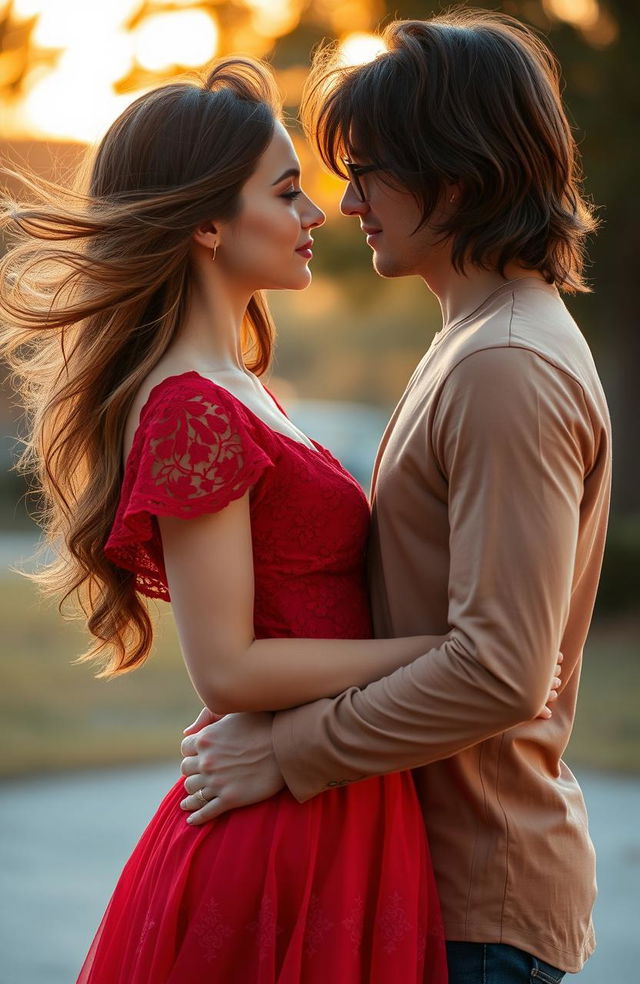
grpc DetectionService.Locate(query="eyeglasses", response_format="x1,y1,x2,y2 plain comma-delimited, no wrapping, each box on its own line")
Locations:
341,157,382,203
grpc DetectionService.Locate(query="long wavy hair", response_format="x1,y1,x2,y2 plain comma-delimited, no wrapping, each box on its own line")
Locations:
0,57,281,676
302,11,598,291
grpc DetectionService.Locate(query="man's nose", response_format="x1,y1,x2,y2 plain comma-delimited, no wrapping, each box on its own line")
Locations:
340,183,367,217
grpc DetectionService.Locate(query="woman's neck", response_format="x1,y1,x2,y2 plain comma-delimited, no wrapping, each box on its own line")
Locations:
173,262,252,372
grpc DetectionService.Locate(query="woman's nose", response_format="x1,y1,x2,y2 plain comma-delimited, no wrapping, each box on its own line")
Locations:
303,200,326,229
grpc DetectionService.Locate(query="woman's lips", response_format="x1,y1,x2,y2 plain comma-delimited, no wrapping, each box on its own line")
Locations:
295,240,313,259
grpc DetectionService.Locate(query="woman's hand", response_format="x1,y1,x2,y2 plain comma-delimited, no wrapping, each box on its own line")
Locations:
536,652,563,720
182,706,225,736
180,711,285,824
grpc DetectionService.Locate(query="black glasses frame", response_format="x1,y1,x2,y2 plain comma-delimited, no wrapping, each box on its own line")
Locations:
341,157,382,202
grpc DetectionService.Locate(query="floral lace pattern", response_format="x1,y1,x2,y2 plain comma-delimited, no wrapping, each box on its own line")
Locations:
134,912,156,960
148,394,249,508
246,893,283,960
193,897,234,963
378,890,413,954
104,373,372,641
303,894,335,956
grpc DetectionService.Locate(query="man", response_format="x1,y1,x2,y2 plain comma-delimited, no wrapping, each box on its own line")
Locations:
180,11,611,982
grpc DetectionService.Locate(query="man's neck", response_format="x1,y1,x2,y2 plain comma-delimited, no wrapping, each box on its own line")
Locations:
421,254,546,331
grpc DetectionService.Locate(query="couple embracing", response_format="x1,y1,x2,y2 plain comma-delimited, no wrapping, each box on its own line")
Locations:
0,8,611,984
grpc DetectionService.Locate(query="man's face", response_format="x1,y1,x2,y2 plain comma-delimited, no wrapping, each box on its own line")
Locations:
339,164,453,280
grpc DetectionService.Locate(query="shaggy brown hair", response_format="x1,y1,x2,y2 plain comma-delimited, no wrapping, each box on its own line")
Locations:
0,57,281,675
302,10,598,291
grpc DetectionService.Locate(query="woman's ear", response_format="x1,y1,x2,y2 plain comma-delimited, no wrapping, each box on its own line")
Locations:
192,221,219,252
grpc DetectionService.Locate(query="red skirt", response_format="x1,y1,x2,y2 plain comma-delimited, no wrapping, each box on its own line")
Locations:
76,771,447,983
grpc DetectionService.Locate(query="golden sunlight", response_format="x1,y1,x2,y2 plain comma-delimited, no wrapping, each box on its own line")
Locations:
23,66,133,142
33,0,104,48
338,31,386,68
134,9,219,72
314,0,378,37
3,1,142,141
246,0,302,39
10,0,46,18
543,0,600,29
0,1,224,141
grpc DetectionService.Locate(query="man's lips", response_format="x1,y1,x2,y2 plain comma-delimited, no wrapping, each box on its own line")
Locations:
363,227,382,245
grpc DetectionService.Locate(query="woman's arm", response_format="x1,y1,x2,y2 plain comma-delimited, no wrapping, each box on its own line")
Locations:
159,494,449,714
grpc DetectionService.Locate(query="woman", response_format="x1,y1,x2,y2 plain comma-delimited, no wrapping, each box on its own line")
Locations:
0,58,557,982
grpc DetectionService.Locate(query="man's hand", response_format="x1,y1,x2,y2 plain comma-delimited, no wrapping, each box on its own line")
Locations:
536,652,564,720
179,711,285,825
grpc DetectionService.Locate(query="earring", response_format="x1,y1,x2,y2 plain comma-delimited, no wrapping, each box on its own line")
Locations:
211,243,218,261
449,194,456,204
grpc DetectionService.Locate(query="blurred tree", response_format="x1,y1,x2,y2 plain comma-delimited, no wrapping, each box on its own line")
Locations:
0,0,637,514
533,0,640,515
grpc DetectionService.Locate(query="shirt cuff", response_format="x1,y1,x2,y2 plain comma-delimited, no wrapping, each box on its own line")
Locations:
271,705,324,803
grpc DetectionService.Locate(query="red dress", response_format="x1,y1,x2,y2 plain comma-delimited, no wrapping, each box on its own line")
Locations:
76,371,447,983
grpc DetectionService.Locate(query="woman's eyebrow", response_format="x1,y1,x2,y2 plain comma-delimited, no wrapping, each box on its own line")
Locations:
271,167,300,185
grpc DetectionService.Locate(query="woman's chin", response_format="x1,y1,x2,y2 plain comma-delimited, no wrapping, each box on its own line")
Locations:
269,270,313,291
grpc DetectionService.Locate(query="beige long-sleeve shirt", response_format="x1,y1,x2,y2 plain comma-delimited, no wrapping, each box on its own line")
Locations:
272,278,612,973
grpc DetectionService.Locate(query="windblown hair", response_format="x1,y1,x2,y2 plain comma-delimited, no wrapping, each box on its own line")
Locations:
302,10,598,290
0,57,281,676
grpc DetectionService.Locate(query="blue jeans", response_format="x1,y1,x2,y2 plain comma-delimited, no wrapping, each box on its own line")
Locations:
446,942,566,984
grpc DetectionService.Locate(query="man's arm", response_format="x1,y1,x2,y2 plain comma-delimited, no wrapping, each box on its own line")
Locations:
272,347,594,801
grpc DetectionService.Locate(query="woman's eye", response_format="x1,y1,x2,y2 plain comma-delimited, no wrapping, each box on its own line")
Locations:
281,189,302,200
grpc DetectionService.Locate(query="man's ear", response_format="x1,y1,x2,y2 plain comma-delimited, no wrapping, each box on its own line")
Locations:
445,181,463,206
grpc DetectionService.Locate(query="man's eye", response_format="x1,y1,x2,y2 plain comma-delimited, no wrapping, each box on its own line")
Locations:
281,189,302,200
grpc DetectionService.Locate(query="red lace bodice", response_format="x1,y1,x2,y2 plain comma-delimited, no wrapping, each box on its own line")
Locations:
105,371,373,640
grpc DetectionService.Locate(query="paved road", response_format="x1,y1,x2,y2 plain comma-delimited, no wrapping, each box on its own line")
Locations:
1,764,638,983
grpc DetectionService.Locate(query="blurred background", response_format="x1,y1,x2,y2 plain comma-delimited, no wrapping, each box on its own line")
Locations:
0,1,638,981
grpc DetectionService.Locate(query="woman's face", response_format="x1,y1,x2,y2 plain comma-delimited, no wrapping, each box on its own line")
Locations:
218,120,325,291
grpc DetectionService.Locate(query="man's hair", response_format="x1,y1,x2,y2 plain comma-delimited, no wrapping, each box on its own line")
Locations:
301,9,598,291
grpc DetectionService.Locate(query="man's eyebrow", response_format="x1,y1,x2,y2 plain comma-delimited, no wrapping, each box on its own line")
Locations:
271,167,300,185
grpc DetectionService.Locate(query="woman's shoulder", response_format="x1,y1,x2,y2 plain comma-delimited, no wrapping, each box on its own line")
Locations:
109,369,276,549
123,369,259,467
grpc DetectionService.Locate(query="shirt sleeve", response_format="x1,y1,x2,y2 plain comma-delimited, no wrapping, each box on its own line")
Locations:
271,347,595,801
104,381,274,596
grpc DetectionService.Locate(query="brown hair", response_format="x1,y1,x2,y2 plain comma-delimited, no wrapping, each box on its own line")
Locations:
0,57,281,676
302,9,598,291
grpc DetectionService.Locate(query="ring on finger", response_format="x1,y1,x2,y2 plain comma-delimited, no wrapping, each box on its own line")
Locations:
195,788,210,807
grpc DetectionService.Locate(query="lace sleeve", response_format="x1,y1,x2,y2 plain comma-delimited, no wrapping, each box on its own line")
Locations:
104,383,274,597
